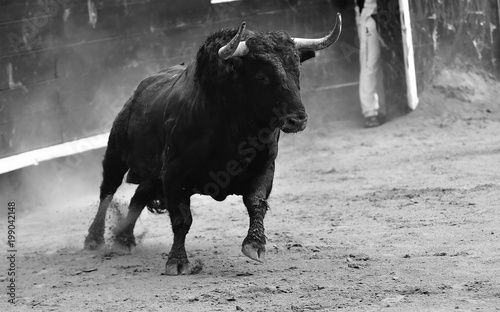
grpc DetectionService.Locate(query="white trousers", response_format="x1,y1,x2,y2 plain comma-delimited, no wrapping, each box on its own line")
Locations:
357,13,381,118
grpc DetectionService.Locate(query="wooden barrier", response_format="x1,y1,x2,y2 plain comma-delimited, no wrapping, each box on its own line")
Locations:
0,0,355,164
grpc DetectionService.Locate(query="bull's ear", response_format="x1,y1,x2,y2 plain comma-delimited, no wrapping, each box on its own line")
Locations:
299,50,315,63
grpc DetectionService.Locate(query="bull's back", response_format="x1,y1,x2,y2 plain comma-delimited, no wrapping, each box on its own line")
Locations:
117,65,186,181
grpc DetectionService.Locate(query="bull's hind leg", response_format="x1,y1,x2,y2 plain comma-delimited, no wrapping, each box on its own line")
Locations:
165,196,192,275
84,148,128,250
112,181,158,252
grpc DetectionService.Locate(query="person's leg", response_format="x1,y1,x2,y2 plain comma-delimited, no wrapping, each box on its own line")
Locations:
358,16,381,118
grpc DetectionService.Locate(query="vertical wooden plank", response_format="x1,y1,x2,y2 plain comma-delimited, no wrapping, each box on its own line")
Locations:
496,0,500,72
408,0,436,95
498,0,500,32
399,0,418,110
377,0,408,118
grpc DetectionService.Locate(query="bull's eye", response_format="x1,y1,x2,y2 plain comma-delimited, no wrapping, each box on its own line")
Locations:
255,73,269,85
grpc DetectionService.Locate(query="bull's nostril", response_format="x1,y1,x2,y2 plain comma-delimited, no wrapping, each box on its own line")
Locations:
285,114,307,127
282,112,308,131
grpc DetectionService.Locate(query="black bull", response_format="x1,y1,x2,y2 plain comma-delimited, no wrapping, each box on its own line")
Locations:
84,14,342,275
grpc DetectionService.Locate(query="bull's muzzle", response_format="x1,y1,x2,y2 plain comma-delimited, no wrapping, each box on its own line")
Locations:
282,112,308,133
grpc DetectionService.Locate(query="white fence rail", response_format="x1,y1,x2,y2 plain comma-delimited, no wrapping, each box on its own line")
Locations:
0,133,110,175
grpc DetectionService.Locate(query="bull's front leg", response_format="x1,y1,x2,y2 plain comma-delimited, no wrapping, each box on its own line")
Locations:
241,161,274,263
165,196,192,275
242,196,269,262
162,155,194,275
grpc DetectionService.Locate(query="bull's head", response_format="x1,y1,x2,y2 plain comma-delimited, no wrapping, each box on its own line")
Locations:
218,13,342,133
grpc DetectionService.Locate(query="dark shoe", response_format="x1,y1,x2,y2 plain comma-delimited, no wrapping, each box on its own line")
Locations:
364,115,385,128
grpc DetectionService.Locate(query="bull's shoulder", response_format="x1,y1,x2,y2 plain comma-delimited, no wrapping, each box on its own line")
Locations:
133,64,186,99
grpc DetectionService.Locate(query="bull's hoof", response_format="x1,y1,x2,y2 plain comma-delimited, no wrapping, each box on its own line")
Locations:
112,235,135,253
111,241,133,254
83,235,104,251
164,258,191,275
242,242,266,263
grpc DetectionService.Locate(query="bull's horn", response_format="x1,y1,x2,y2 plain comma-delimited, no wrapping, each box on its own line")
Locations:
218,21,249,59
293,13,342,51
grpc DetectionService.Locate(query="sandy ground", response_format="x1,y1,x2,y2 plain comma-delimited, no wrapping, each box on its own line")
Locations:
1,68,500,311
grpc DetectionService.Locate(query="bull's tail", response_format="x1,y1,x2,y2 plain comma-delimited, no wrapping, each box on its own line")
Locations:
139,180,167,214
146,198,168,214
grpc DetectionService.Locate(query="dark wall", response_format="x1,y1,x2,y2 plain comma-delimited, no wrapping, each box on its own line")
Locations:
0,0,357,158
410,0,500,94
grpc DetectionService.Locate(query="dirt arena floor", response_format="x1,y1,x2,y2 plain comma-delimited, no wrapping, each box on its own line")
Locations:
1,67,499,311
